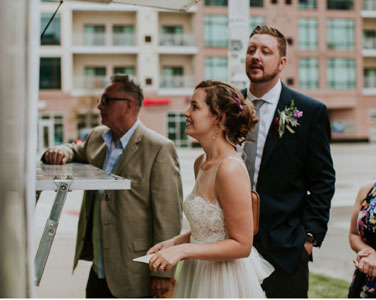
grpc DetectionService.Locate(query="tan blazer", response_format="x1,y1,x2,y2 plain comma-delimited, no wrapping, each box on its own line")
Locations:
56,124,183,297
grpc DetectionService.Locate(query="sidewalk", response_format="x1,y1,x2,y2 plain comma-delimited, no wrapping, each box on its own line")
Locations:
34,143,376,297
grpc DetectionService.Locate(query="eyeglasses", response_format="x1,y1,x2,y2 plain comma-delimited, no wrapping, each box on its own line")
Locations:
97,96,130,106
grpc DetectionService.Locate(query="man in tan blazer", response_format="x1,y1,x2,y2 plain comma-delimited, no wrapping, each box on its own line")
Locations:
42,74,183,297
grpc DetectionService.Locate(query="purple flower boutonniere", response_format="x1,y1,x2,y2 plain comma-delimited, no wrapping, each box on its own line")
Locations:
273,100,303,138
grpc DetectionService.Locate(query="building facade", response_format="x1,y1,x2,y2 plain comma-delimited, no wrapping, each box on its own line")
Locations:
39,0,376,150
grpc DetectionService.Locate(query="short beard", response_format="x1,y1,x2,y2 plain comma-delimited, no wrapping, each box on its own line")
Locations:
247,67,279,84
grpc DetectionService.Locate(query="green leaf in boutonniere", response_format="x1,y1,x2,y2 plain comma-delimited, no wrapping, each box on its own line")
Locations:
275,100,303,138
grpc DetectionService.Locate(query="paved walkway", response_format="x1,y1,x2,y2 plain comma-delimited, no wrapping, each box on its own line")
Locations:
33,143,376,297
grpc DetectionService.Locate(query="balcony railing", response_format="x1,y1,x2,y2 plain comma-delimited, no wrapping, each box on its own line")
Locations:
159,34,195,46
160,76,195,89
364,37,376,49
113,33,136,46
73,76,110,90
364,76,376,88
84,33,105,46
363,0,376,11
73,33,136,46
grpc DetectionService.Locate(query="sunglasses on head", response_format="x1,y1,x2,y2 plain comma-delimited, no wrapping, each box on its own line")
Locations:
97,96,130,106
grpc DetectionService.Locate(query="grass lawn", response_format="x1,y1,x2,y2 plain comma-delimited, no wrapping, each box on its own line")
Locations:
309,273,351,298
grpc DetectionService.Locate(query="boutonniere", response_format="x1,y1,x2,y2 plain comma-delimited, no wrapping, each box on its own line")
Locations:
273,100,303,139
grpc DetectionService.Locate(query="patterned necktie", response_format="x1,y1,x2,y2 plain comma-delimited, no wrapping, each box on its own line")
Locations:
244,99,265,188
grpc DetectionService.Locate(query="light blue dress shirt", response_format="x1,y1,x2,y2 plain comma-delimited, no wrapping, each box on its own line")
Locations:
92,120,140,278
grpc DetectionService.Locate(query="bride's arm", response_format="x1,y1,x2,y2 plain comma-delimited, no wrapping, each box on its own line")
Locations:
147,231,191,255
149,159,253,271
147,154,205,256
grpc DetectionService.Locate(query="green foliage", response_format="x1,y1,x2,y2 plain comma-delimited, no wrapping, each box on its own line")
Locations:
276,99,303,138
309,273,350,298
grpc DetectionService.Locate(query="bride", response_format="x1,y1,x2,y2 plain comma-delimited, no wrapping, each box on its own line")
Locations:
147,80,274,298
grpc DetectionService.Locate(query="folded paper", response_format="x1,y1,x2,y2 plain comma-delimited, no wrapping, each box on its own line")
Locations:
132,254,154,264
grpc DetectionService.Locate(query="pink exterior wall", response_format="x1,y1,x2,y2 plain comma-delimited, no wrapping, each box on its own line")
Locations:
39,1,376,143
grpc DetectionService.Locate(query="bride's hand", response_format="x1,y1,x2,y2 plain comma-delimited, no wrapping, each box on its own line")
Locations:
147,237,176,255
149,244,186,272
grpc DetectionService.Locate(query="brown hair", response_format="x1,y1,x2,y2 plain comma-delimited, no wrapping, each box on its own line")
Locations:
250,25,287,57
195,80,258,146
111,73,144,107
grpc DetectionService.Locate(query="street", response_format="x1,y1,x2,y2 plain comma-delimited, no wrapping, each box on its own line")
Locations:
33,143,376,297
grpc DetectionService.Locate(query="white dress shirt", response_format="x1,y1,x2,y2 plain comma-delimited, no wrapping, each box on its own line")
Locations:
246,80,282,188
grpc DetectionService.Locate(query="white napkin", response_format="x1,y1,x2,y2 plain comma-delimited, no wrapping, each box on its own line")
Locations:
132,254,154,264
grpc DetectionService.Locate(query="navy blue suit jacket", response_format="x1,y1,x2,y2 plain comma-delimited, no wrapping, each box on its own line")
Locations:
242,83,335,273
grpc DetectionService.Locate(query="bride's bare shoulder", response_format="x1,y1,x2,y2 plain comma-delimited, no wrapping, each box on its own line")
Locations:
215,157,249,185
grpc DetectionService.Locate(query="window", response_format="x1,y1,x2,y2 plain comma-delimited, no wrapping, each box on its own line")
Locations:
162,26,183,35
85,67,106,89
204,16,228,48
85,67,106,76
41,13,60,45
327,0,353,10
204,0,227,5
167,112,189,147
161,67,184,88
40,114,64,144
364,68,376,89
161,26,184,46
363,30,376,49
84,25,105,45
298,18,318,50
327,58,355,89
250,0,263,7
271,0,278,4
205,57,228,81
299,0,316,9
249,16,265,33
113,66,135,76
299,58,318,89
113,25,134,45
40,57,61,89
364,0,376,10
286,0,292,4
77,113,99,136
327,19,354,50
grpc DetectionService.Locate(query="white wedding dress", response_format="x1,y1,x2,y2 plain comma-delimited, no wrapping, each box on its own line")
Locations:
173,156,274,298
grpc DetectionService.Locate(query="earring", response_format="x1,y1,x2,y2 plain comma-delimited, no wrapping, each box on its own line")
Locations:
212,129,218,140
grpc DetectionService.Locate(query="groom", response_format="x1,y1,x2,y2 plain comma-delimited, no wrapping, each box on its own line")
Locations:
242,25,335,297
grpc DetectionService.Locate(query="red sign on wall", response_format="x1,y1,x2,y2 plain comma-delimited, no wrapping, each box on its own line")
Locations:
143,98,171,106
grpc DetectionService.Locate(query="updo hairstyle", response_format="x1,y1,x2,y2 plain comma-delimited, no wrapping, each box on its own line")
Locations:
195,80,258,146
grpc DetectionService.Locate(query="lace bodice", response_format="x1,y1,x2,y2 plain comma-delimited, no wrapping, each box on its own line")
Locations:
183,155,246,244
184,194,228,243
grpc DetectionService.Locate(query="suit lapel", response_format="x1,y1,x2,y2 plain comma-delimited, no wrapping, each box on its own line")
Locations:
91,138,107,168
112,123,145,175
259,83,292,174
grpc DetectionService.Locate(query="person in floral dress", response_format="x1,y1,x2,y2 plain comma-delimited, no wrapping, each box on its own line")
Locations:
349,182,376,297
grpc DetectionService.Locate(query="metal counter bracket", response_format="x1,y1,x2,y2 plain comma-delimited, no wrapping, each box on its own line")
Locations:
34,178,73,286
34,163,131,287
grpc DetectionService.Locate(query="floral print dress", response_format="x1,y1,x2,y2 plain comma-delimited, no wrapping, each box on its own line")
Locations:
349,184,376,298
